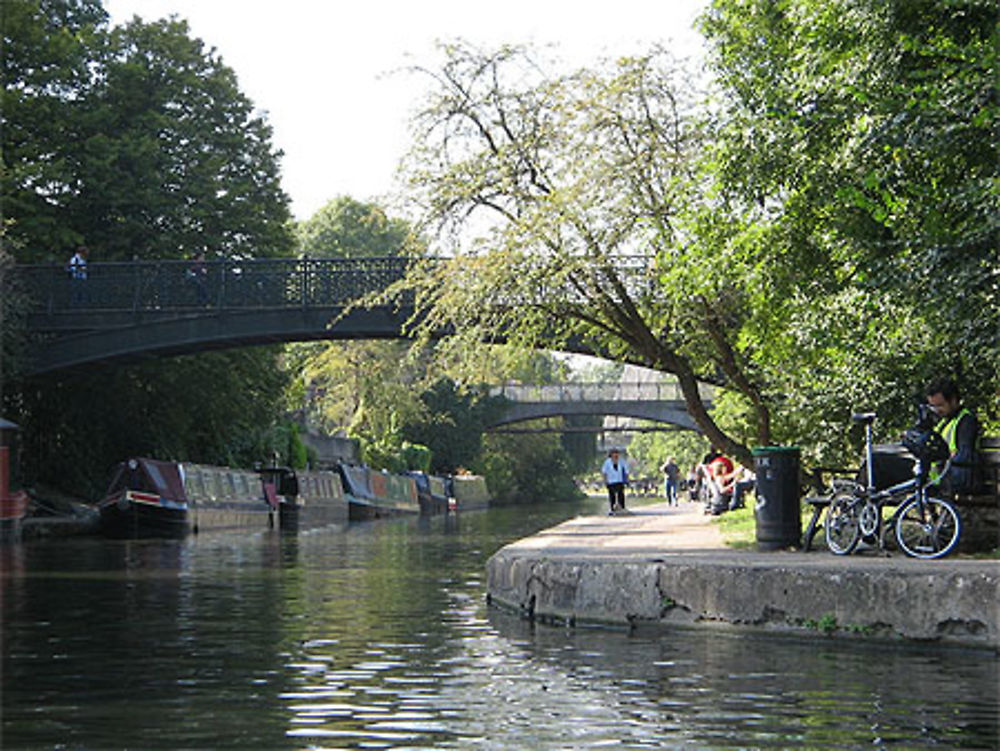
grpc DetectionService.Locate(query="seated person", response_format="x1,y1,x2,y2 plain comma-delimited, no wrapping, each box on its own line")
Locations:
729,466,756,511
704,452,736,515
925,377,981,495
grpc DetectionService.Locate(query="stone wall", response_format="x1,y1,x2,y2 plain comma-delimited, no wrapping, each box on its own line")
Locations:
486,549,1000,650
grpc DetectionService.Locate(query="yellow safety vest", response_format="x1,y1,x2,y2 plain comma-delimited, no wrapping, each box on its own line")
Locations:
935,407,972,454
930,407,978,484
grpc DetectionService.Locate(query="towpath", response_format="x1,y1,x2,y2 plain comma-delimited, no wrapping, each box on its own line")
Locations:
486,500,1000,650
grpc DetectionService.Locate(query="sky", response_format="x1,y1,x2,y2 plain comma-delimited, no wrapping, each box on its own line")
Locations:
103,0,709,221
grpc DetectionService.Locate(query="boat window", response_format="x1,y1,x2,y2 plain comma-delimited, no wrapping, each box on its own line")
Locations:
207,470,221,499
188,468,205,499
145,463,168,495
234,473,249,498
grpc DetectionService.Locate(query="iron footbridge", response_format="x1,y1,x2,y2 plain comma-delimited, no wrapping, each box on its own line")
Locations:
19,257,415,374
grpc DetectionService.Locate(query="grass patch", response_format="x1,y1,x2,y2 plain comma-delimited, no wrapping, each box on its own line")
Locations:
713,505,755,548
967,548,1000,560
712,503,818,549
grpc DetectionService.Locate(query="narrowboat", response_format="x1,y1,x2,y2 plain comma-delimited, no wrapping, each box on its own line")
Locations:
451,474,491,511
1,419,30,541
99,458,353,538
98,458,277,537
259,465,349,531
408,471,453,515
337,464,420,520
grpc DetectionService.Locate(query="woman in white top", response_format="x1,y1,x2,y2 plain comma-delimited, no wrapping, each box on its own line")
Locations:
601,448,628,514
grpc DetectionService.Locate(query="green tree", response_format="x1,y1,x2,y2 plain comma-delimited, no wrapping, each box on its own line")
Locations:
628,428,708,484
298,196,410,259
394,42,768,464
475,428,582,504
0,240,29,390
402,378,506,474
698,0,999,449
1,0,108,257
3,4,296,494
290,197,421,468
18,349,289,497
74,16,293,261
4,8,293,263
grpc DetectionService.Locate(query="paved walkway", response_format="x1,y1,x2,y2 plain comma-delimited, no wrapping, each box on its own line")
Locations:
504,499,999,571
487,500,1000,648
509,501,725,557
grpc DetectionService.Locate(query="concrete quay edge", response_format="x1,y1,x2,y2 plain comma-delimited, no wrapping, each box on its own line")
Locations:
485,503,1000,651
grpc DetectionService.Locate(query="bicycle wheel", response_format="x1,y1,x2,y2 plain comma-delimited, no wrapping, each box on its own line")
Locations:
825,491,861,555
894,496,961,559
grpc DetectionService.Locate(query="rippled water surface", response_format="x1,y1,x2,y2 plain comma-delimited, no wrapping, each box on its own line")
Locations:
2,498,997,750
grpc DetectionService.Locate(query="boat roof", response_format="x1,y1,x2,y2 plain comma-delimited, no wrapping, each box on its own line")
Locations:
107,458,188,501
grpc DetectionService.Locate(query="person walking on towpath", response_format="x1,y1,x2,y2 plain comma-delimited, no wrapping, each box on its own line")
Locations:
661,456,680,505
601,448,629,515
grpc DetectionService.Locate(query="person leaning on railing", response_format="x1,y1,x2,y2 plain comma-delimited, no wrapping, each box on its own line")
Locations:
925,377,981,495
66,245,88,306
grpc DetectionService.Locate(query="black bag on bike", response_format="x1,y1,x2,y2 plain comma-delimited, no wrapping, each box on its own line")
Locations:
901,428,950,463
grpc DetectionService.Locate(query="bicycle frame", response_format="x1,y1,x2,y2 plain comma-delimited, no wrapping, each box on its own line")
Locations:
825,412,961,558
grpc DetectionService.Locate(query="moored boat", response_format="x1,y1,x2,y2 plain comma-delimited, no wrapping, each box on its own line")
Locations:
337,464,420,520
97,455,478,537
451,474,491,511
259,465,349,531
408,471,453,515
98,458,277,538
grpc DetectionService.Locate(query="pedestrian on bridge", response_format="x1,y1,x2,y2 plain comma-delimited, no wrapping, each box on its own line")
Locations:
601,448,628,515
66,245,88,306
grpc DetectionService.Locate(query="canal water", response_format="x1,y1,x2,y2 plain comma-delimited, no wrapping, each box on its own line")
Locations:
2,497,997,750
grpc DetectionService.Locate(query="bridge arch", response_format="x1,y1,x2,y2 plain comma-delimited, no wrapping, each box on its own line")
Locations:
484,383,711,433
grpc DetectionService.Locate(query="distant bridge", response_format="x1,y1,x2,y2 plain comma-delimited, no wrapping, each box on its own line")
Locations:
486,381,712,432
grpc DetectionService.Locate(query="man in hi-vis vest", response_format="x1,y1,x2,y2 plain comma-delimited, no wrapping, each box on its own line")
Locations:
925,377,980,494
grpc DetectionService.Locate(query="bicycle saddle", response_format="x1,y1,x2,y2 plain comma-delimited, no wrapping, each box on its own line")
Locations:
851,412,877,424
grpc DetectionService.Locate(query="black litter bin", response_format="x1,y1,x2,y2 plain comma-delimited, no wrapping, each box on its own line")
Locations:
752,446,801,551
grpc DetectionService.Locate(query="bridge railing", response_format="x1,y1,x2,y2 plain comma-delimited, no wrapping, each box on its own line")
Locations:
487,381,713,403
19,253,666,316
19,257,412,315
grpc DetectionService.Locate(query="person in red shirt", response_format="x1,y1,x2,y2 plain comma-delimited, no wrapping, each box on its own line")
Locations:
704,451,737,515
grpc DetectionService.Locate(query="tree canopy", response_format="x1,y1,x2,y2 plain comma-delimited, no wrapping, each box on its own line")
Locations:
393,41,766,464
697,0,999,450
297,195,411,259
391,4,998,466
3,1,293,263
2,0,295,494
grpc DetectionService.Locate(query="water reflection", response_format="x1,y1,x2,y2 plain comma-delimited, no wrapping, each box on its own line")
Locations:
2,501,997,750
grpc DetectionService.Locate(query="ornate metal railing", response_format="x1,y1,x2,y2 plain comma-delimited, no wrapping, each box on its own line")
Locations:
488,380,713,403
19,253,662,317
19,257,411,315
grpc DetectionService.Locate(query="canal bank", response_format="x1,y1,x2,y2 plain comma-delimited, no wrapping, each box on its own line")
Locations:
485,502,1000,650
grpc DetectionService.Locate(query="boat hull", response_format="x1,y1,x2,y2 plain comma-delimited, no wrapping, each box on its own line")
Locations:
98,490,190,538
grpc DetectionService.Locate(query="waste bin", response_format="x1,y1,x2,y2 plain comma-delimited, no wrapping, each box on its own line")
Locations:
752,446,801,551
